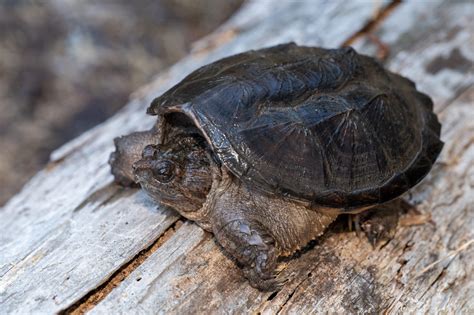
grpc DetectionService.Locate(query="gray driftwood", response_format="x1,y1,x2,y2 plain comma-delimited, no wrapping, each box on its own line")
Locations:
1,0,473,314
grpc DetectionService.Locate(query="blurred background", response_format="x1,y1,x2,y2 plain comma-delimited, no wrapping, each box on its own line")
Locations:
0,0,242,206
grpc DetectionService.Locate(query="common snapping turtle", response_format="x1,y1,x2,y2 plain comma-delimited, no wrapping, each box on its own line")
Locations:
109,43,443,290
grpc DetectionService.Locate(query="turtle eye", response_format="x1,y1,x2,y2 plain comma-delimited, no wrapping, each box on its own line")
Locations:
153,160,175,182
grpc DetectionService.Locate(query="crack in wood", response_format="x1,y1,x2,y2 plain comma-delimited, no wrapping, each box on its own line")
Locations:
342,0,401,56
418,262,451,301
275,282,300,315
72,183,121,213
58,219,184,315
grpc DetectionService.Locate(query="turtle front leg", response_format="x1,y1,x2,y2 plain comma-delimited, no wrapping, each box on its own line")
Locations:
214,216,282,291
109,129,160,186
210,179,284,291
210,173,337,291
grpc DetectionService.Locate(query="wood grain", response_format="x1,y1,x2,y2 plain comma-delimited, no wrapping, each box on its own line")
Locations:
1,0,472,314
93,1,474,314
0,1,389,314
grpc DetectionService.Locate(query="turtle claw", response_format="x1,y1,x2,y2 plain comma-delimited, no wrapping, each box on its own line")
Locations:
359,203,400,249
348,214,362,237
361,219,395,248
243,265,287,291
241,237,284,291
213,219,285,291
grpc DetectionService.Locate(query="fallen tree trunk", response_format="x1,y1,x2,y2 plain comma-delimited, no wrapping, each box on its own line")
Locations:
1,0,473,314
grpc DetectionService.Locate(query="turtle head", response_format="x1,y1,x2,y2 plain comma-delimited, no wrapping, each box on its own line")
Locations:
132,134,214,213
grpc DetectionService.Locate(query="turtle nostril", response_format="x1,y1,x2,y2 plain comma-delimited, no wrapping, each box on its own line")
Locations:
133,162,153,180
143,145,160,159
133,160,151,172
132,162,140,171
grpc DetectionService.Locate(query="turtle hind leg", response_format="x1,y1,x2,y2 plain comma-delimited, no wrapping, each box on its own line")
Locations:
360,210,398,248
109,130,160,186
358,199,410,248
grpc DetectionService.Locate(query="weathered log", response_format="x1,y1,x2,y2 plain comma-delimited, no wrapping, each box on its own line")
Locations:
1,0,472,314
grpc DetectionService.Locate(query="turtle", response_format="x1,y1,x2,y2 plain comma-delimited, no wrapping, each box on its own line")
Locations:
109,43,443,290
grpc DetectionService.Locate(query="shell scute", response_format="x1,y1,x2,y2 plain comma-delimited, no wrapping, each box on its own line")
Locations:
149,43,443,209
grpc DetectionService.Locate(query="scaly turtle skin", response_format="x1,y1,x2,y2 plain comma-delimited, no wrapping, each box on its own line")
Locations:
109,43,443,290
